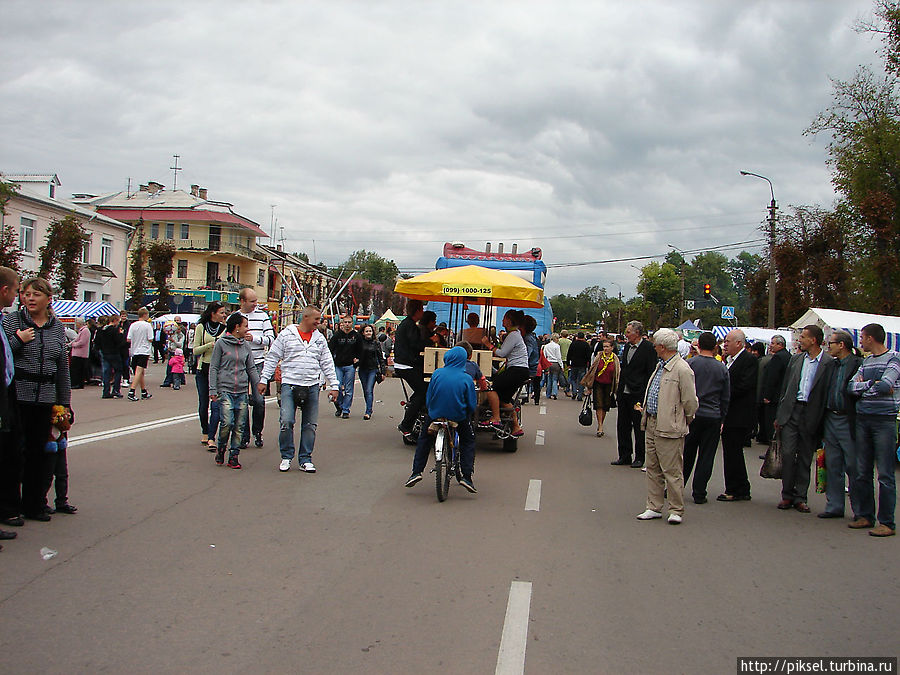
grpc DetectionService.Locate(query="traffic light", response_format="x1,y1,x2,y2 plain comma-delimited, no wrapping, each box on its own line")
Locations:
703,283,711,298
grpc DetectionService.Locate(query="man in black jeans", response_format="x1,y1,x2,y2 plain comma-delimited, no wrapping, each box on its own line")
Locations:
683,331,731,503
613,320,658,468
566,333,592,400
394,300,427,443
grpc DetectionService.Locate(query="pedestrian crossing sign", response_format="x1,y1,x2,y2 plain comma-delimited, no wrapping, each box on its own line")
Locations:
721,306,735,320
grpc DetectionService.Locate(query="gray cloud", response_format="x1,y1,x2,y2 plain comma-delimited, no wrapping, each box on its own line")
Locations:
0,0,879,295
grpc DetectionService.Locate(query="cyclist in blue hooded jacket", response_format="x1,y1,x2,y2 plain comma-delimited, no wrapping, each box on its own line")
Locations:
405,346,478,493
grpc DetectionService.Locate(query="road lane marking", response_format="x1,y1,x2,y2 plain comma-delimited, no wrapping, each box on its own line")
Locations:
539,406,546,415
535,429,545,446
69,397,277,447
525,479,541,511
496,580,533,675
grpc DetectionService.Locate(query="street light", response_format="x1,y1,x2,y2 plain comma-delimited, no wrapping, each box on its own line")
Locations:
611,281,623,333
740,170,777,328
667,244,686,321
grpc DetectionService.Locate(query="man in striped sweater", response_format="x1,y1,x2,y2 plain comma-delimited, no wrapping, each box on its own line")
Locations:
847,323,900,537
237,289,275,449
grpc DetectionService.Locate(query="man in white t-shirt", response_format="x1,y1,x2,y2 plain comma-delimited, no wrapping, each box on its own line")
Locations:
126,307,155,401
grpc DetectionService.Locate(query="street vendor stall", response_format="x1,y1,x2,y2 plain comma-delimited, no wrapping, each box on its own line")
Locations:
791,307,900,351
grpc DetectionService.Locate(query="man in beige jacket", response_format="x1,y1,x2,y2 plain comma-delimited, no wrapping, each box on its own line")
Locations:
636,328,699,524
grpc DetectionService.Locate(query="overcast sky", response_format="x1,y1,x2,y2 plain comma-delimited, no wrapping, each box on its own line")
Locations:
0,0,881,297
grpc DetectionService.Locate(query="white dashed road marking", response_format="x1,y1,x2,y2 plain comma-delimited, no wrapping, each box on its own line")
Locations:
69,398,278,447
525,479,542,511
535,429,545,446
495,580,533,675
539,406,546,415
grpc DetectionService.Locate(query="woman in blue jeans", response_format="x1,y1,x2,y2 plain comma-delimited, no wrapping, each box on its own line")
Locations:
357,325,386,420
192,302,227,450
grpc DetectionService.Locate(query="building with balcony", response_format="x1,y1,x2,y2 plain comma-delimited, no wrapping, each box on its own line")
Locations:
1,172,132,307
75,181,269,312
259,243,335,327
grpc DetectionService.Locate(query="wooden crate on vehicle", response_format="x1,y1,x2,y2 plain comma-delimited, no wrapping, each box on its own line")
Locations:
471,349,494,375
423,347,451,374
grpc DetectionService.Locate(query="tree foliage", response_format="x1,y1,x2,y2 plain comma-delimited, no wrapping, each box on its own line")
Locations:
332,250,400,289
0,180,21,272
147,239,176,311
37,214,86,299
128,225,149,310
804,0,900,314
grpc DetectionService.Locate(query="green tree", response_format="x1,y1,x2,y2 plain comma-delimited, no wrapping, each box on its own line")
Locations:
332,250,400,289
636,261,681,326
147,240,176,311
128,226,149,310
806,1,900,313
38,214,86,299
0,180,21,272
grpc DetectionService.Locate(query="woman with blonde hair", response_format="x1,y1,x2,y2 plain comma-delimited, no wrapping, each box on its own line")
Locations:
582,338,620,437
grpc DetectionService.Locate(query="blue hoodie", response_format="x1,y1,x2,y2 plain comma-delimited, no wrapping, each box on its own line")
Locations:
426,346,477,421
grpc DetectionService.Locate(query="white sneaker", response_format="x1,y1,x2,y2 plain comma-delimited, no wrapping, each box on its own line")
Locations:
636,509,662,520
667,513,682,525
279,459,291,472
300,462,317,473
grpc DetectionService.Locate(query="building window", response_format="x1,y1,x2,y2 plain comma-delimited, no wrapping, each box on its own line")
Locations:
166,223,174,240
102,293,110,302
258,269,265,286
151,223,159,239
177,259,188,279
180,223,189,239
101,238,113,268
82,239,91,264
83,290,96,302
19,217,35,253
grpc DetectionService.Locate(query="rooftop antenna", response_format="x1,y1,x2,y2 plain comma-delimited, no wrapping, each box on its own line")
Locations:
170,154,182,190
280,225,286,247
126,177,132,198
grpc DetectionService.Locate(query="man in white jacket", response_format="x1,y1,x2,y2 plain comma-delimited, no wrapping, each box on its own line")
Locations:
258,306,338,473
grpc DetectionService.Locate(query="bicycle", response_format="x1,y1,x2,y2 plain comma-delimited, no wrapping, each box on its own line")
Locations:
429,418,460,502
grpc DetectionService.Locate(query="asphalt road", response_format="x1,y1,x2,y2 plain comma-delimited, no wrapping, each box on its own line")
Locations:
0,366,897,674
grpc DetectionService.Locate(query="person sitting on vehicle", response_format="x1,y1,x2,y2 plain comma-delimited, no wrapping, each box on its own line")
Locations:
479,309,529,437
405,346,478,493
457,341,489,391
460,312,485,345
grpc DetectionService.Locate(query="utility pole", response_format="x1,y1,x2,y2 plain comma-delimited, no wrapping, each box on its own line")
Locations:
767,196,777,329
740,171,777,329
667,244,686,323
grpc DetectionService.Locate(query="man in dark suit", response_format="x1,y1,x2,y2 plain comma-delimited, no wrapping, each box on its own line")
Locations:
717,329,758,502
774,324,834,512
759,335,790,447
613,320,658,468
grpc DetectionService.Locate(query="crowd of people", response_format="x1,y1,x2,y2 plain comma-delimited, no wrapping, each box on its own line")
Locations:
1,264,897,554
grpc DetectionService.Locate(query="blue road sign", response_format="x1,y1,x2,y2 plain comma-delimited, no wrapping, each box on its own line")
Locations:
721,306,735,320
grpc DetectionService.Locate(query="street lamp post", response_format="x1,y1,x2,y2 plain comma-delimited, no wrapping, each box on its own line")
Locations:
667,244,686,323
740,170,777,329
612,281,623,333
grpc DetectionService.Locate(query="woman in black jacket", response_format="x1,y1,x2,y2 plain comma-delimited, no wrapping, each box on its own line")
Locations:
357,324,386,420
2,277,72,521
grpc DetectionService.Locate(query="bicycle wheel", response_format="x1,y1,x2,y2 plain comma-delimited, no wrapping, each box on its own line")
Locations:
434,428,450,501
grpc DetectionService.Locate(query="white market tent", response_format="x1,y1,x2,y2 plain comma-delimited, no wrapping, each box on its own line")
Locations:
153,313,202,326
791,307,900,351
712,325,794,346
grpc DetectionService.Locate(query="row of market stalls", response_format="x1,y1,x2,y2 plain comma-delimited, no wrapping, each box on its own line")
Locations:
686,308,900,351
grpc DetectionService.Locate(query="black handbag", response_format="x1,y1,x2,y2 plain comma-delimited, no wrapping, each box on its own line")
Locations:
609,392,617,409
578,393,593,426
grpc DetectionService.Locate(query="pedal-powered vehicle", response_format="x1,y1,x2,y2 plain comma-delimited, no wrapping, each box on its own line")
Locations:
393,265,545,452
429,418,460,501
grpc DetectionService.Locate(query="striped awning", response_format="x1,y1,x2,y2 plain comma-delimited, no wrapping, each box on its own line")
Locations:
51,300,120,318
